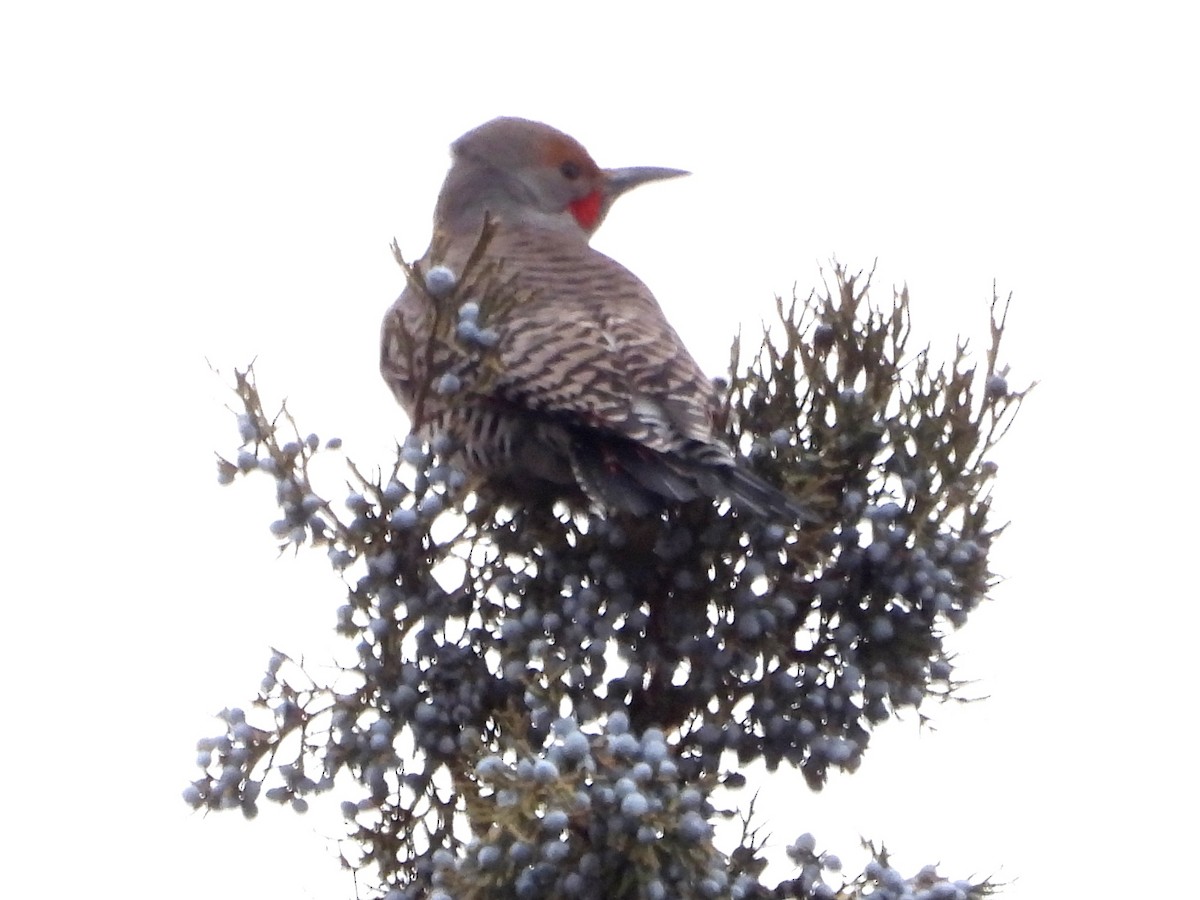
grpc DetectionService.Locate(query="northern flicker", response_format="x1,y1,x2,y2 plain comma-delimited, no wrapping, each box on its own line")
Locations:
380,116,809,520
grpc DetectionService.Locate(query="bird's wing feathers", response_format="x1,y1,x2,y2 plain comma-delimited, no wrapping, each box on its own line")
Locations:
379,286,430,414
489,228,721,455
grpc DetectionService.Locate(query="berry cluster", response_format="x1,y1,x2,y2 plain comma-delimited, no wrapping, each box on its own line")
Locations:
190,269,1022,899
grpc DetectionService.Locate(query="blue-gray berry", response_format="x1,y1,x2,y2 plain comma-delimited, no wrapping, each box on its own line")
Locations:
424,265,457,298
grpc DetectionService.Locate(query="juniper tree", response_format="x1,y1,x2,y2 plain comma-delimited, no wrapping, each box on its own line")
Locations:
188,253,1025,900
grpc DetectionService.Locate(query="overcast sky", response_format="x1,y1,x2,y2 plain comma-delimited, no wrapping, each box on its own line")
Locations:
3,3,1196,898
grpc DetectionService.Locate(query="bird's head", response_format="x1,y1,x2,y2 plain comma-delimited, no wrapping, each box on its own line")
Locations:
434,117,688,238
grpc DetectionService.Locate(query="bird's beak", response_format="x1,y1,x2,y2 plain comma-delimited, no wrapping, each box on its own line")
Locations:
602,166,690,201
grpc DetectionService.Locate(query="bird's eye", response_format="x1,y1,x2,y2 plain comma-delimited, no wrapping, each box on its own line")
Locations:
559,160,582,181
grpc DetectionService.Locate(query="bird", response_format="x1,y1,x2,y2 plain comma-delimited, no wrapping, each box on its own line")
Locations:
380,116,810,521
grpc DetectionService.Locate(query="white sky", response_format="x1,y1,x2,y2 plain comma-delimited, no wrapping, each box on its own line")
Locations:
2,3,1197,898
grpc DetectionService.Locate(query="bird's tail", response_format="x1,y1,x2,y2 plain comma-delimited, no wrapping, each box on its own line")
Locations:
715,462,818,523
569,437,815,523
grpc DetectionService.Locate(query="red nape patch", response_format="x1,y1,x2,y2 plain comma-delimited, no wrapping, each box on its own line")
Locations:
569,191,602,230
